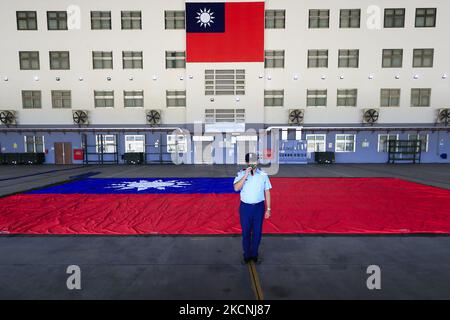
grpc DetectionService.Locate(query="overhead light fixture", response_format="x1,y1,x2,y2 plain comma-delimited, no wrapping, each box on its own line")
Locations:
129,76,134,81
293,75,299,80
267,75,272,80
34,76,39,81
236,97,240,102
180,76,184,81
189,75,193,79
413,74,419,80
442,74,448,79
395,75,400,80
321,75,326,80
152,75,157,81
78,77,84,81
368,74,374,80
339,75,344,80
4,77,8,81
107,76,112,81
258,74,264,79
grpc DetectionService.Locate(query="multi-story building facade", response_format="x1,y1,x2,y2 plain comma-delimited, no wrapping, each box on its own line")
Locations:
0,0,449,164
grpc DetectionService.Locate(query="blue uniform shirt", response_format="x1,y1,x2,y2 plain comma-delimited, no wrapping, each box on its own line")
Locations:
233,168,272,204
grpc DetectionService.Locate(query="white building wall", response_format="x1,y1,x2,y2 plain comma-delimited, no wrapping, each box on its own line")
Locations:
0,0,449,127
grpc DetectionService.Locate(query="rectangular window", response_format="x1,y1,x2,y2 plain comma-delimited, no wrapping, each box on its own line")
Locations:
19,51,40,70
205,109,245,124
415,8,437,28
378,134,399,152
308,50,328,68
125,135,145,153
380,89,401,107
25,136,45,153
264,90,284,107
92,51,113,69
122,51,143,69
340,9,360,28
306,134,326,152
17,11,37,30
96,134,117,153
382,49,403,68
94,91,114,108
413,49,434,68
124,90,144,108
384,8,405,28
165,11,185,29
265,50,285,68
265,10,285,29
307,89,327,107
411,89,431,107
337,89,357,107
166,90,186,107
338,49,359,68
121,11,142,30
49,51,70,70
205,69,245,95
22,90,41,109
309,9,329,28
167,134,188,153
408,134,429,152
335,134,356,152
165,51,186,69
52,90,72,108
47,11,68,30
91,11,112,30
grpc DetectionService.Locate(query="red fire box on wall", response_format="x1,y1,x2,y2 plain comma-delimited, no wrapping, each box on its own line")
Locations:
73,149,84,161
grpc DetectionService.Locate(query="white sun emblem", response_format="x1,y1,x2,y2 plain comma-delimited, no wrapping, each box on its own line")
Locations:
196,8,215,28
108,180,191,191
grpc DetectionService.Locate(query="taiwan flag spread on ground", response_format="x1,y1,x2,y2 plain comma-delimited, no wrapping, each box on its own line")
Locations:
186,1,265,62
1,177,450,235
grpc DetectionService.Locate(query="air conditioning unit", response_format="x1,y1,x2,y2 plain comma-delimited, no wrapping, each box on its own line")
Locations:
72,110,89,125
0,110,17,126
437,108,450,125
146,109,161,125
363,108,380,124
288,109,305,125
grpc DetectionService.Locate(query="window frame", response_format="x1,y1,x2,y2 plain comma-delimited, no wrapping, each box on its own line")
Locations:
121,11,142,30
22,90,42,109
306,134,327,152
49,51,70,70
47,11,68,30
335,134,356,153
51,90,72,109
91,11,112,30
24,136,45,153
19,51,40,70
17,11,38,30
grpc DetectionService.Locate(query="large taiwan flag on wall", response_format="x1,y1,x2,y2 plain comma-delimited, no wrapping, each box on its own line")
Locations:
186,1,265,62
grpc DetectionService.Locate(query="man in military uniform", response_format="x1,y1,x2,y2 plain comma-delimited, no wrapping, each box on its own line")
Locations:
233,153,272,264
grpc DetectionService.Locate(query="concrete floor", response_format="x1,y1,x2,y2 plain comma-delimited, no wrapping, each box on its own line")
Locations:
0,164,450,299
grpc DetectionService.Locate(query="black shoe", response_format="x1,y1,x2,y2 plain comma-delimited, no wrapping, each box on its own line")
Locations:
251,256,260,264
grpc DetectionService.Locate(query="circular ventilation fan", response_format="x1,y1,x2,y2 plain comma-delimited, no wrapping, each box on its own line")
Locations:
72,110,88,125
146,110,161,125
363,109,379,123
438,109,450,125
289,109,304,124
0,111,16,125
